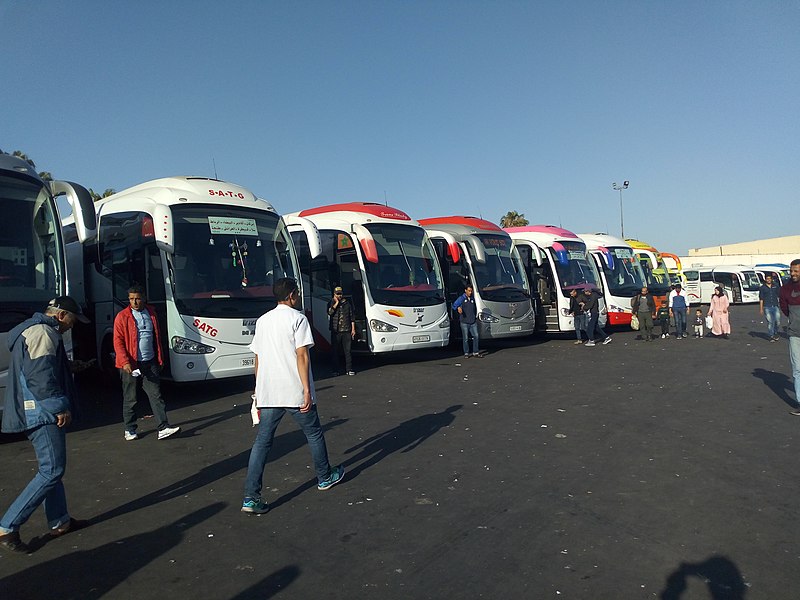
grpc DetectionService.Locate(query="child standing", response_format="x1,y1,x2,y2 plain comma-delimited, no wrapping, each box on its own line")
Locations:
657,300,671,339
693,309,704,338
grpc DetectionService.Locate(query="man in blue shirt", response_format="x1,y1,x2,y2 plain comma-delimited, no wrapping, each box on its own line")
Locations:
759,274,781,342
453,284,481,357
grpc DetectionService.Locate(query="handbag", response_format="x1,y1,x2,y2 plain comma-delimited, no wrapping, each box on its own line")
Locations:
705,315,714,330
631,314,640,330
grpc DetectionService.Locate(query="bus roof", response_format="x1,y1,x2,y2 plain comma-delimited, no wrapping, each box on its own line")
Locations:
95,177,276,214
418,216,504,235
297,202,412,223
578,232,630,249
504,224,580,240
624,238,658,253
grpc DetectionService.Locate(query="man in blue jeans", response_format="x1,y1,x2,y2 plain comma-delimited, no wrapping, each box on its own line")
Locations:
759,274,781,342
0,296,89,554
669,283,690,339
242,278,344,515
453,284,481,357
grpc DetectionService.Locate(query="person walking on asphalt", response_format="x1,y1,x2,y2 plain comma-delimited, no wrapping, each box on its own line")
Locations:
632,286,656,341
569,288,588,344
759,274,781,342
453,284,482,357
669,283,690,339
114,285,180,441
707,286,731,338
0,297,89,555
583,287,611,347
327,285,356,376
242,278,344,514
780,260,800,415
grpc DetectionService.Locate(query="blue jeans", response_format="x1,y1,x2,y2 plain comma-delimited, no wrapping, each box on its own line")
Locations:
243,405,332,500
574,313,587,340
587,313,607,341
0,423,70,533
790,336,800,406
460,322,479,355
764,306,780,338
673,309,687,336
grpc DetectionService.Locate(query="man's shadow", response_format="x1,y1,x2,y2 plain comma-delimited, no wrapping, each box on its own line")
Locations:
752,368,796,407
63,418,347,533
660,555,746,599
0,503,226,600
343,405,463,479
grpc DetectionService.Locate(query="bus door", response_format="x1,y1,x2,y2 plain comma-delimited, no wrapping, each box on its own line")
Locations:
335,233,368,347
513,242,545,326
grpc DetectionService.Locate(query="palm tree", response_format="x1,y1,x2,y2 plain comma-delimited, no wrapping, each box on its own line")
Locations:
499,211,529,228
89,188,116,202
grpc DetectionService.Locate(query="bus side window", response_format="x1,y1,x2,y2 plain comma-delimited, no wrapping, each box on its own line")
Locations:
310,230,338,301
100,211,149,304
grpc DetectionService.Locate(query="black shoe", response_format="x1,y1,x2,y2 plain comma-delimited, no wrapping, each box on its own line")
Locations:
0,531,31,555
48,518,90,538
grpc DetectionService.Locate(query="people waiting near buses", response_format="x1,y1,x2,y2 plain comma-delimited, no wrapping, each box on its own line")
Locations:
693,309,705,338
779,259,800,415
0,296,89,555
668,283,690,339
707,286,731,339
632,286,656,341
242,277,344,514
657,300,671,338
327,285,356,376
568,288,588,345
759,273,781,342
453,284,482,357
583,287,611,347
114,284,180,441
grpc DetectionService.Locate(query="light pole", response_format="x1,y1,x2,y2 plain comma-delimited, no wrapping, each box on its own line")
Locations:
612,181,629,238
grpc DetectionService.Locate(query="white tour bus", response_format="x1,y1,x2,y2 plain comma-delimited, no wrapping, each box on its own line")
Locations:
0,154,95,395
579,233,647,327
683,265,761,304
505,225,603,333
420,216,534,340
287,202,450,353
753,264,790,286
65,176,315,381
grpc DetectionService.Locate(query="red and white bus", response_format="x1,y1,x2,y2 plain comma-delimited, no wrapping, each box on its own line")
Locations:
505,225,602,333
579,233,647,326
287,203,450,353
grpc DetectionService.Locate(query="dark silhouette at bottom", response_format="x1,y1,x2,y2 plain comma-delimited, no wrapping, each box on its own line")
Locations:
660,555,747,600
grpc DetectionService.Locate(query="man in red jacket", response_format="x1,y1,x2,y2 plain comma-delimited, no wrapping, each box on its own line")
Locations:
114,285,180,441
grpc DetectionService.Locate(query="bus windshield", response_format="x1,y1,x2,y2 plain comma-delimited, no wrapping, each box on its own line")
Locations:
741,270,761,291
0,175,63,333
362,223,445,307
550,241,600,296
171,205,296,318
637,255,671,294
599,247,646,297
470,234,529,302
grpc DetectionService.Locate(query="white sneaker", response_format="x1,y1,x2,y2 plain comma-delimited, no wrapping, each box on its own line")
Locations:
124,431,138,441
157,426,181,440
602,337,612,345
585,341,596,347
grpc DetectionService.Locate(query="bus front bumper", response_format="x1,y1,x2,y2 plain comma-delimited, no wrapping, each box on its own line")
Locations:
169,350,256,381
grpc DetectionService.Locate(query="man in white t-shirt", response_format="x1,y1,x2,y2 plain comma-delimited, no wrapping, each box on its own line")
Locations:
242,278,344,514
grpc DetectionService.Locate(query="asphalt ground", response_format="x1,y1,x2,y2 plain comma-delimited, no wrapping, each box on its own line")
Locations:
1,304,798,600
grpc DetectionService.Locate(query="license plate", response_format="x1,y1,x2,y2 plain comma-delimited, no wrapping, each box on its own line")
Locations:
412,335,430,343
241,358,255,367
510,325,522,332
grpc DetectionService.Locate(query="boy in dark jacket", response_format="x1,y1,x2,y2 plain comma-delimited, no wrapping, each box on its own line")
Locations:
656,300,671,339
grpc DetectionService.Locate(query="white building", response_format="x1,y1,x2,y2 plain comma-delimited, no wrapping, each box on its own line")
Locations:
680,235,800,267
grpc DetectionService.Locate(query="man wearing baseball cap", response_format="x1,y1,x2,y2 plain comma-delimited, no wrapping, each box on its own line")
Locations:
0,296,89,554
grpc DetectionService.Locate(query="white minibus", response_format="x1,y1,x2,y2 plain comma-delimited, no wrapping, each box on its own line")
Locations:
683,265,761,304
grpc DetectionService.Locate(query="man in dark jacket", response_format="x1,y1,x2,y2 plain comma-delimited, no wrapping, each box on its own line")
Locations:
327,286,356,376
0,296,89,554
583,287,612,347
453,284,481,357
632,287,657,341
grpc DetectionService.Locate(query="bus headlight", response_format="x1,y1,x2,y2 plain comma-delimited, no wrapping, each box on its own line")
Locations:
369,319,398,333
478,312,500,323
172,336,216,354
438,318,450,328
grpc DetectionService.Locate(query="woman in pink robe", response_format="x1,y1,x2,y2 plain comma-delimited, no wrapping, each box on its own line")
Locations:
708,286,731,338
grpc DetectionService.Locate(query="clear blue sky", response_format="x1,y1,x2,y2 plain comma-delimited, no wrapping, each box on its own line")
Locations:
2,1,798,255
